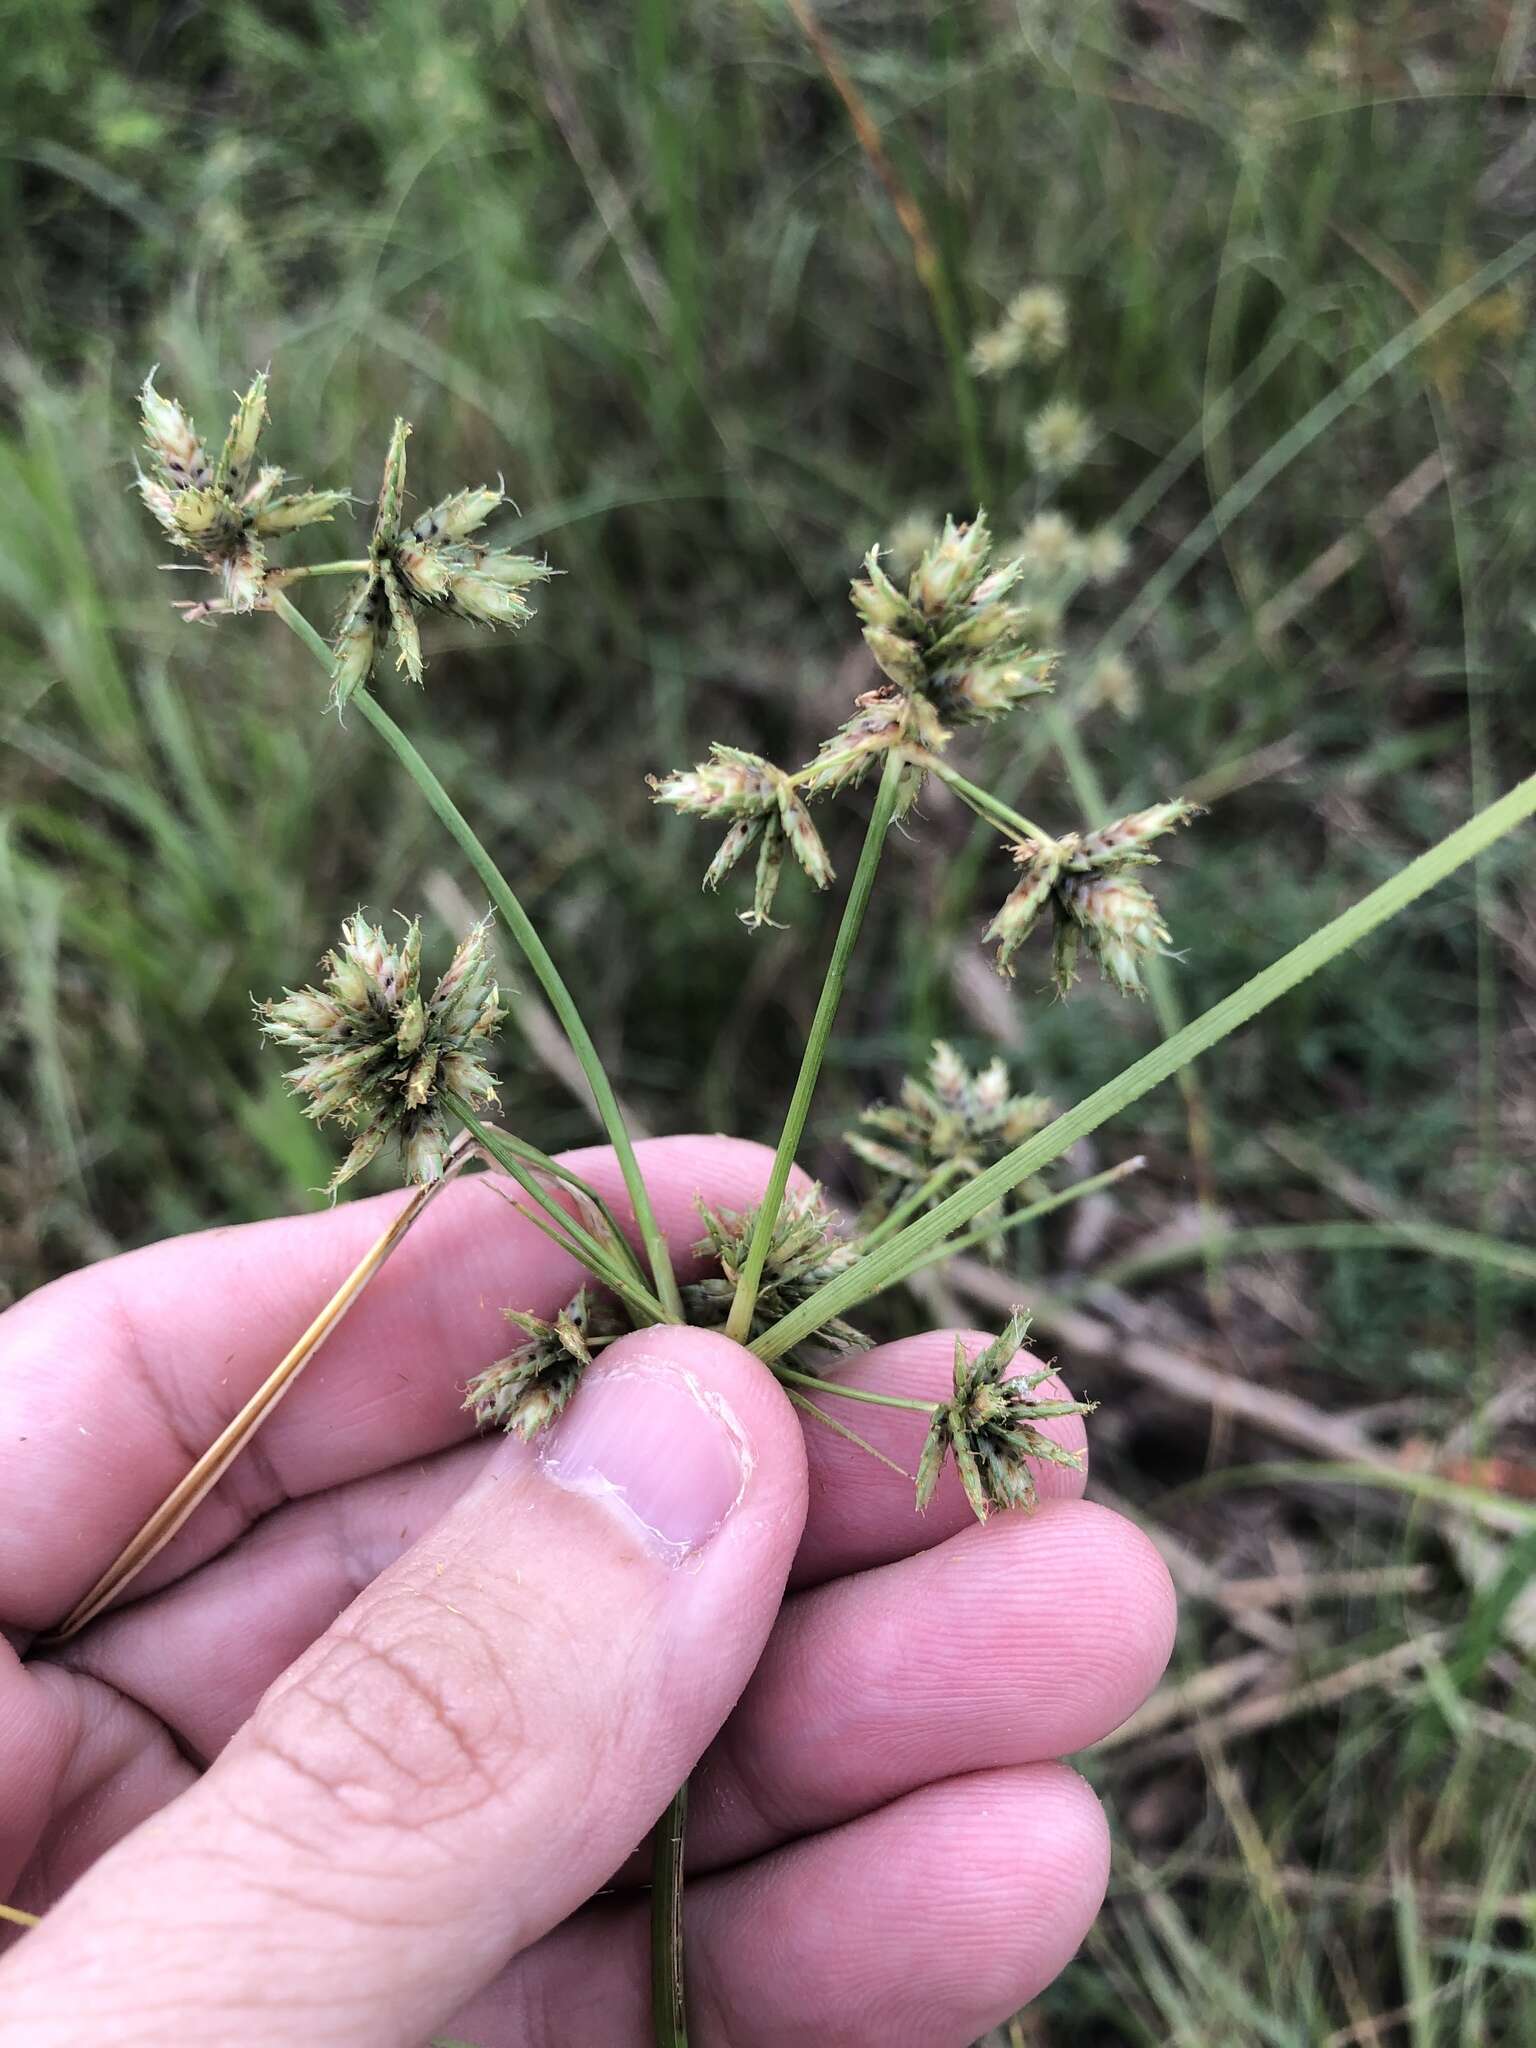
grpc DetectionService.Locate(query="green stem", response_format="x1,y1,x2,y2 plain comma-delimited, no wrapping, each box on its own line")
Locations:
269,591,684,1322
270,559,372,586
650,1782,689,2048
930,762,1053,846
773,1365,937,1415
475,1120,653,1293
446,1098,670,1324
723,749,906,1343
1073,1219,1536,1298
859,1160,966,1251
884,1156,1146,1292
750,765,1536,1363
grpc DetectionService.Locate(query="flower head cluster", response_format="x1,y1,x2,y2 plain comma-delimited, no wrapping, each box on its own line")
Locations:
986,801,1200,997
805,513,1056,807
648,744,833,929
916,1313,1092,1521
968,284,1069,377
683,1186,868,1359
849,1040,1052,1256
1024,398,1096,478
464,1286,622,1439
137,371,348,610
259,913,504,1188
330,419,552,707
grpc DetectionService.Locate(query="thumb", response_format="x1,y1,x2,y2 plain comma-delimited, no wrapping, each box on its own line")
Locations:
0,1327,808,2048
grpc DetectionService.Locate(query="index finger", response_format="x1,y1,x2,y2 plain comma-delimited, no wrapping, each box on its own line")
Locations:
0,1135,788,1630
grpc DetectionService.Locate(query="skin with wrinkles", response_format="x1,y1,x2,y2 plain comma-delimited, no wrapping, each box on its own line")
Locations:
0,1136,1174,2047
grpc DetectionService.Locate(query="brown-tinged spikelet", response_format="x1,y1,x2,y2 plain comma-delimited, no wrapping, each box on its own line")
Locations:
806,513,1056,812
915,1313,1092,1520
683,1186,869,1360
259,913,504,1188
136,370,348,611
328,418,552,707
848,1040,1053,1256
464,1287,626,1439
647,744,833,929
985,800,1201,997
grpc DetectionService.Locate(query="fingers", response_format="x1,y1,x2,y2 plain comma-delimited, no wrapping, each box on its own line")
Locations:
0,1329,808,2048
793,1328,1089,1586
47,1489,1162,1900
53,1332,1091,1769
449,1765,1110,2047
691,1500,1175,1867
0,1134,792,1629
58,1443,490,1765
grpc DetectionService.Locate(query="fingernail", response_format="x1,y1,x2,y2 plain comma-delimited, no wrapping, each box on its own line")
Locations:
536,1356,751,1563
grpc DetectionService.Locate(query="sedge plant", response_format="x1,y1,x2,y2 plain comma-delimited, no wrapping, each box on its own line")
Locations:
20,365,1532,2046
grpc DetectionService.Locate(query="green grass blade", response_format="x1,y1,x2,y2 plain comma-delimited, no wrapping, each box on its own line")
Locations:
752,765,1536,1363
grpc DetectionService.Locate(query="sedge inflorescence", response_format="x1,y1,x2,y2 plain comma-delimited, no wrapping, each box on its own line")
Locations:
986,800,1201,997
330,418,552,707
916,1313,1094,1521
849,1040,1052,1255
463,1287,626,1440
258,913,504,1189
647,744,833,930
653,507,1198,997
137,371,349,611
684,1187,869,1360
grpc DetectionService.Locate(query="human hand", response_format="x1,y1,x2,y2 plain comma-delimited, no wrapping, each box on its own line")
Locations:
0,1137,1174,2046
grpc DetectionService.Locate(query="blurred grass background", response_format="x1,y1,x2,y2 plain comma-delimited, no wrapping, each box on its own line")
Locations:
4,1,1536,2040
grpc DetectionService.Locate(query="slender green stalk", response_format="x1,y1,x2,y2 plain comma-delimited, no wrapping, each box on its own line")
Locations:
751,766,1536,1363
884,1156,1147,1293
650,1782,689,2048
773,1366,937,1415
446,1099,670,1325
475,1120,654,1294
723,749,906,1343
269,591,684,1322
930,761,1052,844
859,1160,966,1251
1076,1220,1536,1298
270,559,372,585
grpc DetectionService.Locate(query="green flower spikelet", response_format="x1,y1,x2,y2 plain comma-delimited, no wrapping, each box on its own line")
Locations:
806,512,1056,810
648,744,834,928
849,1040,1053,1255
915,1313,1093,1521
137,370,348,611
329,418,552,707
986,800,1202,997
683,1185,869,1361
464,1287,625,1440
259,912,504,1188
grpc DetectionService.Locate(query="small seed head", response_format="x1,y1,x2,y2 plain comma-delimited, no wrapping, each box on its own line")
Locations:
1002,284,1069,363
1025,399,1096,478
258,912,504,1190
915,1313,1092,1520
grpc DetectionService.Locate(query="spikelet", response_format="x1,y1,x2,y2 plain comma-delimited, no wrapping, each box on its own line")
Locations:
259,913,504,1189
327,418,551,704
985,800,1201,996
135,370,345,613
915,1313,1092,1520
648,746,833,929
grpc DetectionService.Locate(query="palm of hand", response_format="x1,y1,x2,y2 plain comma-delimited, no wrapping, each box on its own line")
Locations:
0,1138,1173,2048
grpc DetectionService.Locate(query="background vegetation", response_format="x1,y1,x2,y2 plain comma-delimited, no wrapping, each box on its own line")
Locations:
4,1,1536,2040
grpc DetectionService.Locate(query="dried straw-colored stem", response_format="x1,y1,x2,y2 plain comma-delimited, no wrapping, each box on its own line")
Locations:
47,1142,472,1643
